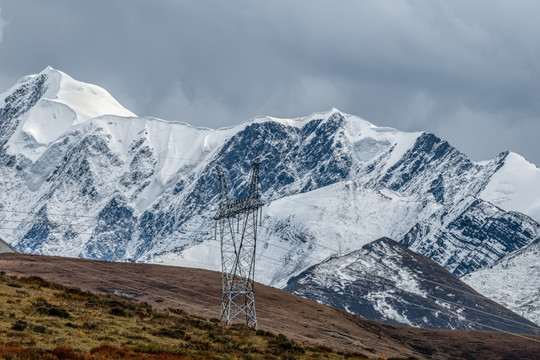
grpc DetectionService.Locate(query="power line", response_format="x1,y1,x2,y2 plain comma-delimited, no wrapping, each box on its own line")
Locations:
0,208,97,220
2,218,538,334
0,211,208,227
2,218,538,333
0,225,95,237
0,218,95,228
259,224,347,256
0,207,216,222
0,212,214,233
396,296,540,344
261,223,540,332
205,240,285,268
1,204,538,335
211,233,540,333
263,238,540,332
8,228,535,335
0,225,213,243
0,219,282,270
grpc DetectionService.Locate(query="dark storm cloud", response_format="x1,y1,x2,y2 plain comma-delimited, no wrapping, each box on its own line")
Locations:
0,0,539,165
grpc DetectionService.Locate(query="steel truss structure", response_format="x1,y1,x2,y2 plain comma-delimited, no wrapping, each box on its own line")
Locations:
214,162,262,328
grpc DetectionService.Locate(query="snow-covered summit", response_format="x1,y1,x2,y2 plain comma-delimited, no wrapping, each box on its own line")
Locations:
481,152,540,222
6,66,136,121
2,67,136,156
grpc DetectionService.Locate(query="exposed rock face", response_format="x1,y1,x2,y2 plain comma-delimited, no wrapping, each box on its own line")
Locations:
403,198,540,276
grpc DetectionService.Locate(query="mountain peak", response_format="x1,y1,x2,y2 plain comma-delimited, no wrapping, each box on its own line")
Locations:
480,150,540,222
324,107,343,116
39,65,59,75
13,67,136,122
286,236,540,333
247,108,347,130
1,67,137,150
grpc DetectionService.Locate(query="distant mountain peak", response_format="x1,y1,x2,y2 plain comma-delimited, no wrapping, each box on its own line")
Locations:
286,236,540,333
0,68,137,156
10,67,136,122
38,65,61,77
40,65,56,73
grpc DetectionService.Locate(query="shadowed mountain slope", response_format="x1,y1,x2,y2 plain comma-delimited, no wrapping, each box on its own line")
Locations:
285,238,539,334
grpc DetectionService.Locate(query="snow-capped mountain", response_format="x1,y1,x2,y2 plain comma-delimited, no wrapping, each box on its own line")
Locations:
285,237,539,334
0,66,135,162
1,67,540,329
462,237,540,326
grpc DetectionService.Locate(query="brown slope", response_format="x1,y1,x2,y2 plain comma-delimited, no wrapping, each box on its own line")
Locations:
0,253,539,360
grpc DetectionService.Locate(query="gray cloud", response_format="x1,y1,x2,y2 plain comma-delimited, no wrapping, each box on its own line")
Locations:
0,0,539,165
0,6,6,41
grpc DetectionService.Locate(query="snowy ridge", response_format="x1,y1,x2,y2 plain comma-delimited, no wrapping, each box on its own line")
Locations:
403,196,540,276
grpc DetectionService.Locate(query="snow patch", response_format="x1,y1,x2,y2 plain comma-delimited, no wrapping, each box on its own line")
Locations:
462,239,540,326
480,152,540,222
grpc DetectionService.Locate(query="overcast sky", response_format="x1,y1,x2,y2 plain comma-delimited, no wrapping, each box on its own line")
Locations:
0,1,539,165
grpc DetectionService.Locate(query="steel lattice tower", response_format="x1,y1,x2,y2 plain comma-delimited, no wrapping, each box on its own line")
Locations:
214,162,262,328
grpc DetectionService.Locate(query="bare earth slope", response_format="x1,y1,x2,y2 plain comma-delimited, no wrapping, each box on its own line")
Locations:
0,253,539,360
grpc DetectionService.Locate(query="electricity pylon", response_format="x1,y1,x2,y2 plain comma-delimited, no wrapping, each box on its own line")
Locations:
214,162,262,328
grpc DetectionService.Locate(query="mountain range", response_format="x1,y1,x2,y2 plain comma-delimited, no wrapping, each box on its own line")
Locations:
1,67,539,331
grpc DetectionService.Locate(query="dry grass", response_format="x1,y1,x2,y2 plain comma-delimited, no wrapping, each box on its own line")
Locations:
0,272,376,360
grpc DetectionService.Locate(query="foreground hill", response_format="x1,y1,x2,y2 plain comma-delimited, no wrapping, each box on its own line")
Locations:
285,238,539,334
0,253,539,360
0,271,369,360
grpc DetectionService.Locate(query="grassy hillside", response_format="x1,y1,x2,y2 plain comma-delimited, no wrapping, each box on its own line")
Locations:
0,272,397,360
